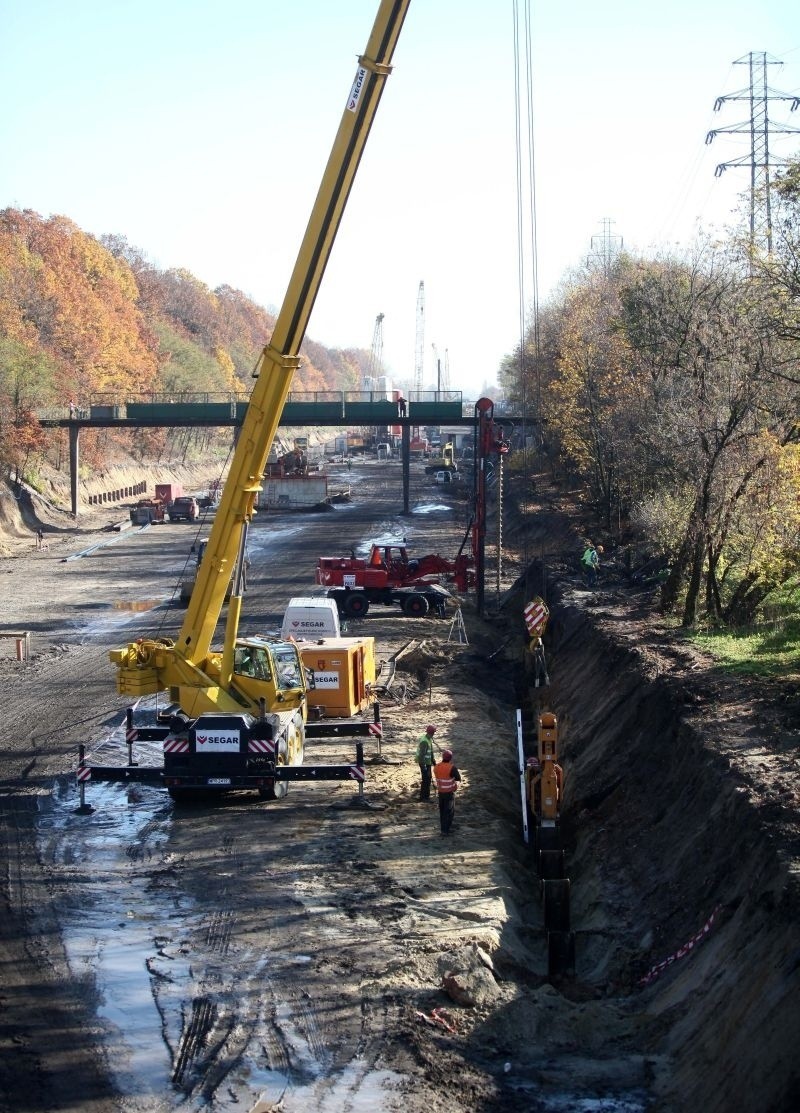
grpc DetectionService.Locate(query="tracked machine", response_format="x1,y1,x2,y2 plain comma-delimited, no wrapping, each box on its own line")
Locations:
101,1,411,800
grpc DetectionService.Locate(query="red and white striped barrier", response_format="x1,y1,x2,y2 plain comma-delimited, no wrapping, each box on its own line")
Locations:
638,905,722,986
76,764,91,783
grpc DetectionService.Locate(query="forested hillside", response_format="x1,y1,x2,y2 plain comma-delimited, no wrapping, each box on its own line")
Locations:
0,207,369,477
499,160,800,632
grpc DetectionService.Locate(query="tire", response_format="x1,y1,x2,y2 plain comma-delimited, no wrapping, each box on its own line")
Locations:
402,593,429,617
259,739,291,800
343,593,369,618
259,760,289,801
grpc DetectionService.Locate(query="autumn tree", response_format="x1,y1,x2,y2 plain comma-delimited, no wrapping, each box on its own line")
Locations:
619,243,799,626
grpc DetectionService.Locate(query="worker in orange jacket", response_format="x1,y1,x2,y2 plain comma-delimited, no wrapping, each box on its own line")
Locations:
433,748,461,835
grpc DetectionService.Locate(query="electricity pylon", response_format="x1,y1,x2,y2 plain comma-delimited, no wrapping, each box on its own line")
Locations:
588,217,623,274
706,51,800,253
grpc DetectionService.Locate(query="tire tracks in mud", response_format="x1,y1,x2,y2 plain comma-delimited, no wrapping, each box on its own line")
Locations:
1,463,509,1111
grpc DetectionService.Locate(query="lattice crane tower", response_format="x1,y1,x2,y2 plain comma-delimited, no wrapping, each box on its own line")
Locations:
365,312,385,388
414,281,425,395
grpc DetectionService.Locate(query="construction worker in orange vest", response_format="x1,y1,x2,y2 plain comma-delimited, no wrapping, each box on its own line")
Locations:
433,748,461,835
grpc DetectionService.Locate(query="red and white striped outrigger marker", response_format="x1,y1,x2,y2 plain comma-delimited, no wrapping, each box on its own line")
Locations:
75,744,94,814
248,738,277,754
348,765,366,781
368,722,383,738
163,736,190,754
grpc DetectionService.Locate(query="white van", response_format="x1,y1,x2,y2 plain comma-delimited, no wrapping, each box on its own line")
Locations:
281,597,341,640
376,443,391,459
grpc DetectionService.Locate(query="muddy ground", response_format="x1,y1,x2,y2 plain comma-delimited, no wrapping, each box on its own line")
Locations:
0,456,798,1113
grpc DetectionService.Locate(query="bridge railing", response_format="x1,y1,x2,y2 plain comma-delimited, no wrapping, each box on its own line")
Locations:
83,389,465,407
38,389,471,423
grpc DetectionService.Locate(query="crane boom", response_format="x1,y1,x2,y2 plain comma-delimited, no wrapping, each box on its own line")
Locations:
110,1,411,711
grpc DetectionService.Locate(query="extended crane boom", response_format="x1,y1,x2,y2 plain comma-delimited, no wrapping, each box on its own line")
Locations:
110,1,411,717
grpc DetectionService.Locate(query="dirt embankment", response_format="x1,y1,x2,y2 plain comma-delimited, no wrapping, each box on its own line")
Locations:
0,461,226,557
486,470,800,1113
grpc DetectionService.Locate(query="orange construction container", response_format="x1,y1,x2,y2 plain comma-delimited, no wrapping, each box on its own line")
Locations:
299,637,376,718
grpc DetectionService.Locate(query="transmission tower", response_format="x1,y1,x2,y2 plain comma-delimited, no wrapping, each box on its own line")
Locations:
706,51,800,253
365,312,384,388
588,217,623,274
414,281,425,395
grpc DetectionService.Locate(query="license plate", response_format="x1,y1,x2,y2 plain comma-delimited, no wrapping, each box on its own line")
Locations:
207,777,231,786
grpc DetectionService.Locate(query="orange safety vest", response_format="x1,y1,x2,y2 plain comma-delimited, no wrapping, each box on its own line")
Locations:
433,760,458,794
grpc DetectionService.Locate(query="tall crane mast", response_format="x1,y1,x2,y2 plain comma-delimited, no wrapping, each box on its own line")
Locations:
413,280,425,395
365,312,385,388
110,0,411,716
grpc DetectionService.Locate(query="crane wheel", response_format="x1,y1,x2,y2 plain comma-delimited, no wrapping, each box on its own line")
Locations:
343,593,369,618
402,593,429,617
259,741,290,801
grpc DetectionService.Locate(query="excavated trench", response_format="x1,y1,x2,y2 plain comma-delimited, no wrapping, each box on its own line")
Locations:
494,575,799,1113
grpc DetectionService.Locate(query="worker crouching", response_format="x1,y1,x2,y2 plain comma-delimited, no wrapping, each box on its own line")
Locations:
433,748,461,835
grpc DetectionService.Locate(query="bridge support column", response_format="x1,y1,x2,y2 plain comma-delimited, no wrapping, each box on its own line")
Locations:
69,422,80,518
401,422,410,514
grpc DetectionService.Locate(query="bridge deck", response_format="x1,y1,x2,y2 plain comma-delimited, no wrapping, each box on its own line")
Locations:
39,391,490,428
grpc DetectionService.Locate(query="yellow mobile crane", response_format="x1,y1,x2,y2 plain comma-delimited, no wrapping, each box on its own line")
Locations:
106,2,411,798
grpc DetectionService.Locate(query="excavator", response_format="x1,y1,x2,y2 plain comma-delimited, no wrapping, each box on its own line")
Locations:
316,542,473,617
105,1,411,798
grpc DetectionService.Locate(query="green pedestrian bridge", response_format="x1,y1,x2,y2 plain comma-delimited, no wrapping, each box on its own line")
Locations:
39,390,476,429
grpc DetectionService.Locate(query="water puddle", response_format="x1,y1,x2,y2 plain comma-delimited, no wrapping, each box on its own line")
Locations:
250,1059,406,1112
38,779,186,1099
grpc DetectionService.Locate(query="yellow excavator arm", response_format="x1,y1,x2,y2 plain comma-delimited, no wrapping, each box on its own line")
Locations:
110,0,411,708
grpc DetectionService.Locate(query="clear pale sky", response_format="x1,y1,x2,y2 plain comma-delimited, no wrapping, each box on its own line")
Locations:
1,1,799,399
